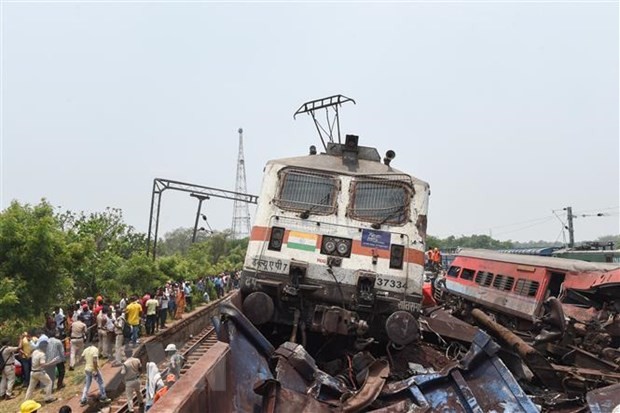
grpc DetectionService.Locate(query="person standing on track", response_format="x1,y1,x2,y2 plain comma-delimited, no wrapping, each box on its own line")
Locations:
162,344,185,381
121,356,143,413
145,361,164,411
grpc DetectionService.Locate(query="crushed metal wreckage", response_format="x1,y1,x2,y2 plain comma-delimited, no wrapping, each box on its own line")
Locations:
424,250,620,411
214,303,540,412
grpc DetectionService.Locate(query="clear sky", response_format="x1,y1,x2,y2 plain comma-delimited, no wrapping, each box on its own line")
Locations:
2,1,618,243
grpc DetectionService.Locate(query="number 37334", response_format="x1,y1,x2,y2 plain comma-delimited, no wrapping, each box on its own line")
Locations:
375,277,405,290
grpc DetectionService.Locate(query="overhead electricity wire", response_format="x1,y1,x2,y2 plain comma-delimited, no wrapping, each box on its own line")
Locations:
461,215,555,235
494,217,556,237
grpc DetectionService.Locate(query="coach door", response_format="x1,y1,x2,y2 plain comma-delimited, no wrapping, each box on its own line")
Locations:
546,271,566,299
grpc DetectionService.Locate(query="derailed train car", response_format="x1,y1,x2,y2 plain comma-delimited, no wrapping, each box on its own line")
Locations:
444,249,620,322
240,135,430,344
443,248,620,355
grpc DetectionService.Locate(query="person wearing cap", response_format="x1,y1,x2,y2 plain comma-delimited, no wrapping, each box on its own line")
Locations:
69,317,87,370
121,356,143,412
20,399,41,413
79,344,111,406
0,337,19,399
24,335,59,403
162,343,184,381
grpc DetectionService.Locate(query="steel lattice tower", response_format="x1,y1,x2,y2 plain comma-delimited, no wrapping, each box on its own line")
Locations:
231,128,251,239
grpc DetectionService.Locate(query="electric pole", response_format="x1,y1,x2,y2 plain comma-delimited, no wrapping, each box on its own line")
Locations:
563,206,575,248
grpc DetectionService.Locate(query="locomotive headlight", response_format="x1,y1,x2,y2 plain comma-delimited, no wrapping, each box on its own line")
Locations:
268,226,285,251
324,239,337,253
321,236,352,258
337,240,350,256
390,244,405,269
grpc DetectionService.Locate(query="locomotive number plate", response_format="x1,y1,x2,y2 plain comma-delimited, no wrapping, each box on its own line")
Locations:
251,257,289,274
376,276,406,290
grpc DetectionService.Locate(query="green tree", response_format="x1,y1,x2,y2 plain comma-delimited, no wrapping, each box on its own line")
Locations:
157,227,210,256
0,200,75,318
63,207,146,296
116,254,166,297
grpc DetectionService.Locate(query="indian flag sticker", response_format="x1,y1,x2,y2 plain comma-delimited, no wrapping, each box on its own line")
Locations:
287,231,318,251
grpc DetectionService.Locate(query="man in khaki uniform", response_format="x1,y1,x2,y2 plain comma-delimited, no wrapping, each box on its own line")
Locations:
96,309,107,358
121,356,143,412
69,318,87,370
24,335,58,403
112,310,127,367
0,338,19,399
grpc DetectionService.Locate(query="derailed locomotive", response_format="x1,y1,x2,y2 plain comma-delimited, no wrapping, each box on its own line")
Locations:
240,135,430,345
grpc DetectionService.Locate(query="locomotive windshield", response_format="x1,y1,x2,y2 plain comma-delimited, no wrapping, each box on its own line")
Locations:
349,180,410,225
274,169,338,215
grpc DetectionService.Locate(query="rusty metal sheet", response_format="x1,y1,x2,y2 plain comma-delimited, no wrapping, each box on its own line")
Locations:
586,383,620,413
471,308,562,388
366,400,415,412
341,359,390,412
420,308,478,343
255,379,334,413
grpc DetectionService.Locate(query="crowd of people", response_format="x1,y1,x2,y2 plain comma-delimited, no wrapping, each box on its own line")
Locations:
1,271,241,412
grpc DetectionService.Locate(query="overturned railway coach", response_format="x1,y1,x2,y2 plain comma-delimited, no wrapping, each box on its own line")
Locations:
240,136,430,344
444,249,620,331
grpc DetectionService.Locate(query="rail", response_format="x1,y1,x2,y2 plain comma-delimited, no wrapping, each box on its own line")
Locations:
109,325,219,412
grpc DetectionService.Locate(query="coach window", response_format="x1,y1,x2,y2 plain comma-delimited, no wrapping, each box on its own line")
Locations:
493,274,515,291
460,268,475,281
514,279,539,297
274,169,338,215
475,271,494,287
447,266,461,277
348,180,411,225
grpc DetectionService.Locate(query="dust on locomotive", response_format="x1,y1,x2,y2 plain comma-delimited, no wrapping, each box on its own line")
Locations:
240,135,430,345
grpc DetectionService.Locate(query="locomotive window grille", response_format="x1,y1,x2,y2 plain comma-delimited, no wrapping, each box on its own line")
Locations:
349,180,411,225
492,274,515,291
274,169,338,215
460,268,475,281
475,271,494,287
514,279,539,297
447,266,461,277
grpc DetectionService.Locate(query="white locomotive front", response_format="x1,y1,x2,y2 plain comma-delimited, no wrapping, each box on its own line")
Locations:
240,135,430,345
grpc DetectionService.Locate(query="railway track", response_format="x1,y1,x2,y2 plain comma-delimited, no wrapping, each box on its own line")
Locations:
108,325,219,413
